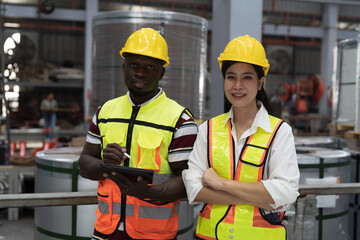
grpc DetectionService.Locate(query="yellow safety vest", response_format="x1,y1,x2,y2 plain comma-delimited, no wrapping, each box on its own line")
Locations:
94,92,189,239
196,113,286,240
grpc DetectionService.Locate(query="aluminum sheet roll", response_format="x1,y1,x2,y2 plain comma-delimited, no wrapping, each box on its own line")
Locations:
91,10,208,121
34,147,98,239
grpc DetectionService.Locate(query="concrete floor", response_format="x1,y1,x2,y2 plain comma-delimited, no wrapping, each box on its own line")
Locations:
0,208,34,240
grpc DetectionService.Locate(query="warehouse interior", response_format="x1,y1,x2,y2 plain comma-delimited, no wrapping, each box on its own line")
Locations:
0,0,360,239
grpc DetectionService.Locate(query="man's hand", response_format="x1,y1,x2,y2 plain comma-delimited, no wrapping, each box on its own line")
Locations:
107,172,150,199
102,160,188,201
102,143,129,165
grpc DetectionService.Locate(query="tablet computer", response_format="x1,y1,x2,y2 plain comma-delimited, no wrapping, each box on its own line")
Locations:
99,163,154,183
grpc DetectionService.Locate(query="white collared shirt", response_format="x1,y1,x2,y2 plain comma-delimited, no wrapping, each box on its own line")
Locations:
182,103,300,210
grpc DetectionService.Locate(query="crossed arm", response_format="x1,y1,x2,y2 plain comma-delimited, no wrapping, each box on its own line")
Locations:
195,168,276,210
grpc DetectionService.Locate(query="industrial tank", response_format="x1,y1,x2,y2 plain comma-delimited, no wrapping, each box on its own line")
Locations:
295,147,351,240
34,147,195,239
34,147,98,239
90,10,208,121
294,136,345,149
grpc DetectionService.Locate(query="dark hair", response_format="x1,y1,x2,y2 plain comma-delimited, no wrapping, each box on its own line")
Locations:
221,61,273,115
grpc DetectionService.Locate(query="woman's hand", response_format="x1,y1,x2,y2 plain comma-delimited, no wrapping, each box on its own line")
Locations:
202,168,225,191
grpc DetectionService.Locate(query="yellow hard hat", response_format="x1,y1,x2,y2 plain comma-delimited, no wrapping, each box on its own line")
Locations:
218,35,270,76
120,28,169,66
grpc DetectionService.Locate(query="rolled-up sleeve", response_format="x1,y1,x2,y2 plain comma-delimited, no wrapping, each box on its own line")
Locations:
182,122,208,205
262,123,300,208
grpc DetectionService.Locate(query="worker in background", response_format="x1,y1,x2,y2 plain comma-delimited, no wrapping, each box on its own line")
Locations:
40,92,58,141
182,35,300,240
79,28,198,240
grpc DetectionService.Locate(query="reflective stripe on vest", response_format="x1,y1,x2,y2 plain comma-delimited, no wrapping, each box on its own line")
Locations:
196,113,286,240
98,200,180,219
153,173,172,185
139,202,180,219
94,92,187,239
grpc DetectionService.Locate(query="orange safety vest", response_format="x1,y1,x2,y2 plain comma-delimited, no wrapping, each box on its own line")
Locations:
94,92,188,239
196,113,286,240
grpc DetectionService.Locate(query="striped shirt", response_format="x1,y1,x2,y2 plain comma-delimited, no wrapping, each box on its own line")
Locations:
86,89,198,163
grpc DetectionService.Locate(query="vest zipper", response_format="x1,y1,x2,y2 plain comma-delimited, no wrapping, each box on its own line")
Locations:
125,105,140,166
120,105,140,224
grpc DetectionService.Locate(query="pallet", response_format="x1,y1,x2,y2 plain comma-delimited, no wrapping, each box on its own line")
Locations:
344,130,360,151
344,130,360,139
328,123,350,137
337,123,355,131
327,123,358,138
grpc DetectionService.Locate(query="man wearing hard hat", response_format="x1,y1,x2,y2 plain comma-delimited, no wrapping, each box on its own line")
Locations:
79,28,197,240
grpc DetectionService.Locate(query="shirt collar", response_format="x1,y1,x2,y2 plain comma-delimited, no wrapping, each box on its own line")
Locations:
224,101,272,133
127,87,163,106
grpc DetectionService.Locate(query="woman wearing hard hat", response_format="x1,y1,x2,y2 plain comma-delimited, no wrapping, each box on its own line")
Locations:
182,35,300,240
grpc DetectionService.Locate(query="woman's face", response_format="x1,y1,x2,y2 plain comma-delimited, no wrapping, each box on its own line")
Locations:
224,62,264,109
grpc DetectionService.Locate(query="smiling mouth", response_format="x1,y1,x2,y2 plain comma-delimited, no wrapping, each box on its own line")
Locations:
233,93,245,97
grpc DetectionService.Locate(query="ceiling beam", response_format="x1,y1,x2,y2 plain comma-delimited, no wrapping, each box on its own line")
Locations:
0,4,85,21
263,23,358,40
286,0,360,6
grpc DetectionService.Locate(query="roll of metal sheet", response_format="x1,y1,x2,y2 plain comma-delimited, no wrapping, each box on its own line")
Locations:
91,10,208,121
34,147,98,239
34,147,195,239
294,136,345,149
294,147,351,240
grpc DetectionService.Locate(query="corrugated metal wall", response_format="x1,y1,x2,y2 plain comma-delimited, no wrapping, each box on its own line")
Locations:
263,0,321,13
294,45,321,75
40,31,84,67
265,45,321,98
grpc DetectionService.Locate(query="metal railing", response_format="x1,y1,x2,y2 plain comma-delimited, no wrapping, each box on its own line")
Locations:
299,183,360,195
1,183,360,240
2,183,360,208
294,183,360,240
0,191,97,208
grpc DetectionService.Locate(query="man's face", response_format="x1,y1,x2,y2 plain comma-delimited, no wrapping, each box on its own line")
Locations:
123,54,165,102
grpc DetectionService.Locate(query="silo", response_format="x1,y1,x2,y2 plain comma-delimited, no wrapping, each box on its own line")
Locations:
90,10,208,121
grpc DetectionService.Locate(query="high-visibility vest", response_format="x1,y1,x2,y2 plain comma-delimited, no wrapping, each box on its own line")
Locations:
196,113,286,240
94,92,188,239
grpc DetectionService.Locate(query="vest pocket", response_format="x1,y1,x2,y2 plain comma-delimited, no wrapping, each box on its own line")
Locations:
95,180,122,233
126,199,179,239
240,145,266,166
136,131,163,171
96,182,114,228
101,127,126,150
